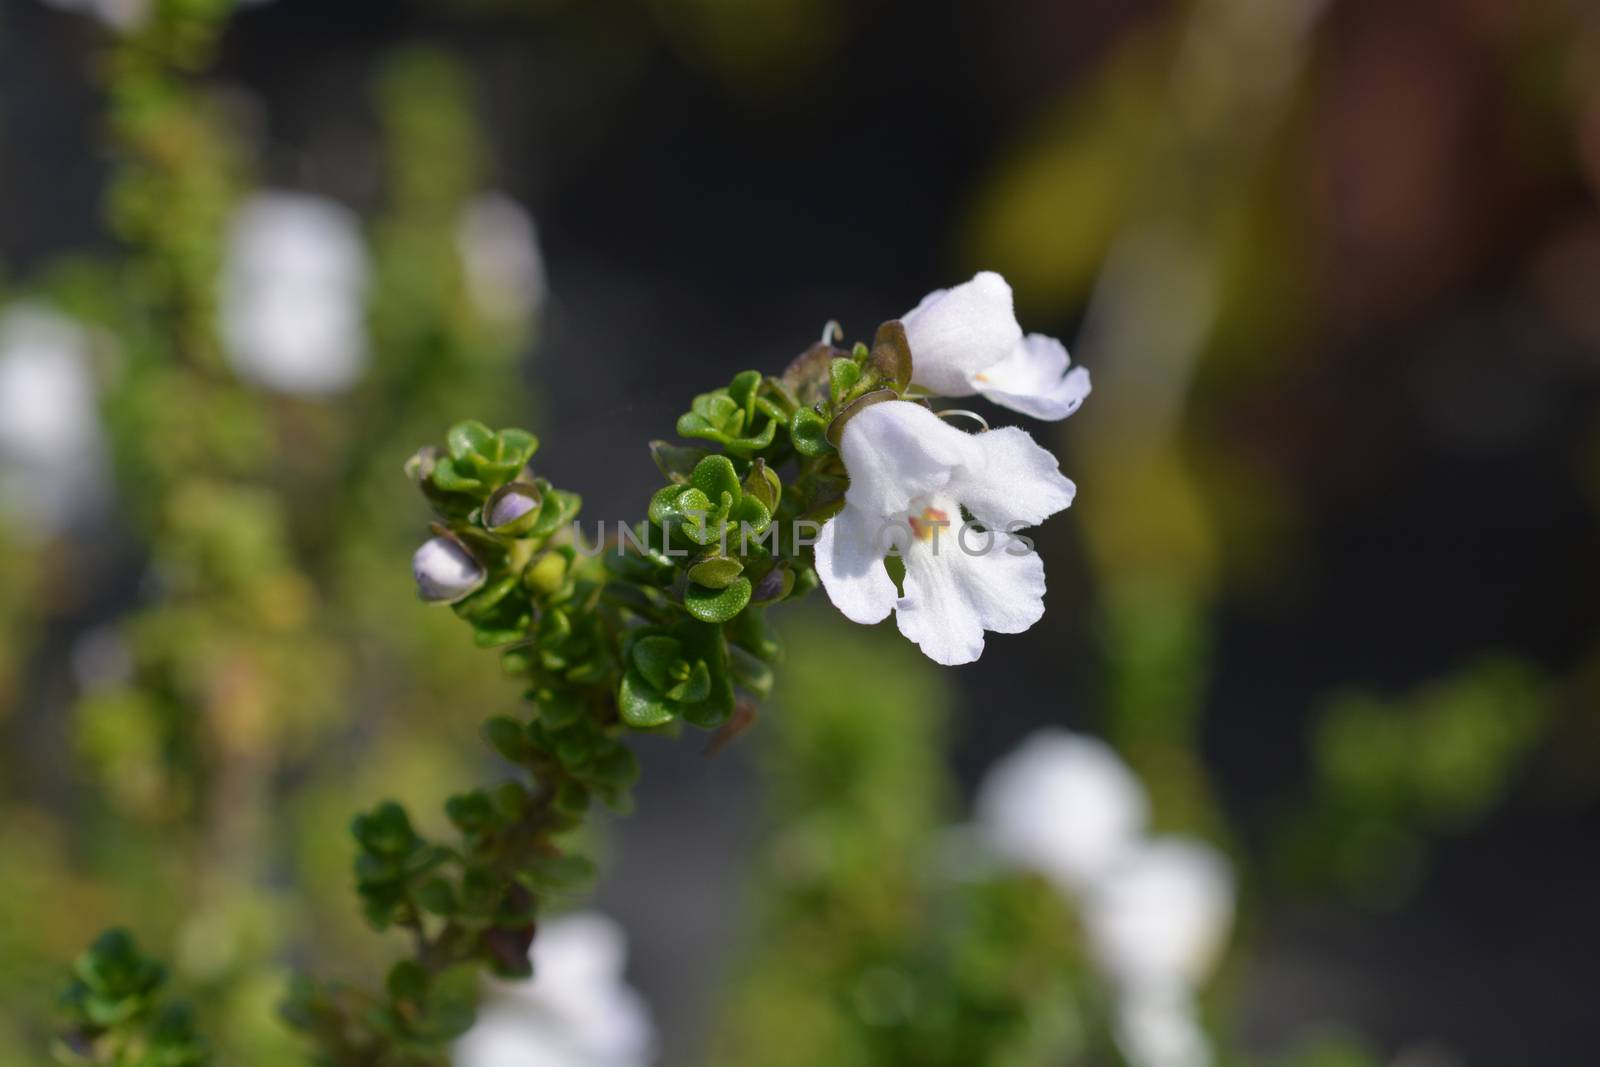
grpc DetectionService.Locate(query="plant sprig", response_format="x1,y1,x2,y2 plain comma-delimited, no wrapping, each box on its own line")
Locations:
277,323,918,1064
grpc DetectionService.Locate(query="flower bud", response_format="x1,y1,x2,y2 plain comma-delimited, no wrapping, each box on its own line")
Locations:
750,565,793,604
485,483,542,535
412,536,485,602
405,445,442,483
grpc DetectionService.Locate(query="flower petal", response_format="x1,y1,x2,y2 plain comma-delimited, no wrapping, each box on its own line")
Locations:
975,333,1092,420
815,502,898,625
836,400,981,519
902,271,1024,396
950,426,1076,529
895,532,1046,665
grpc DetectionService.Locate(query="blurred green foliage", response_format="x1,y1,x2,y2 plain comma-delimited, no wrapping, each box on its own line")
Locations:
54,929,209,1067
712,618,1111,1067
1282,658,1549,904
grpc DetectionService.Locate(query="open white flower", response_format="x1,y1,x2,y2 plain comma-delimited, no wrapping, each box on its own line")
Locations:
815,400,1075,665
901,271,1091,420
455,912,655,1067
219,191,370,396
974,728,1150,892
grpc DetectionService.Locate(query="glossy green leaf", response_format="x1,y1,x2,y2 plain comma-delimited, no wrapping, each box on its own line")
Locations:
688,556,744,589
619,671,677,728
685,577,752,624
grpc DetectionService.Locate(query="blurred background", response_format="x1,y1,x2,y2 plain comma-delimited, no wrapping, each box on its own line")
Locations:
2,0,1599,1064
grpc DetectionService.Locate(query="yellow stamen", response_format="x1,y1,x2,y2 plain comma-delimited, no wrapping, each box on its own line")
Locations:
907,506,950,542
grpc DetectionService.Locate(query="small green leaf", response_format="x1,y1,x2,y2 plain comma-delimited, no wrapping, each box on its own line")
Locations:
730,644,775,699
790,408,833,456
482,716,532,764
430,456,485,494
494,427,539,467
415,879,457,917
446,791,494,833
722,416,777,456
352,802,419,857
490,782,529,822
728,369,762,415
684,577,752,624
554,780,591,816
522,852,596,892
387,962,427,1009
412,963,479,1041
650,440,711,483
829,357,862,403
590,743,640,789
743,459,781,512
689,455,742,503
619,671,676,728
664,660,711,704
447,420,496,462
631,635,685,693
687,556,744,589
535,688,586,729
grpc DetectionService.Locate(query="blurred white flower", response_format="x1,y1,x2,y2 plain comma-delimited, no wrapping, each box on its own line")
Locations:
815,400,1075,665
1114,989,1214,1067
219,191,370,396
37,0,148,29
973,732,1235,1067
1084,837,1235,996
457,192,546,331
973,728,1149,891
455,912,655,1067
901,271,1091,421
0,304,108,537
39,0,272,30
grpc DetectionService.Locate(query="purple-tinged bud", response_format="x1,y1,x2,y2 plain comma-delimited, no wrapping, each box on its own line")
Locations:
750,565,794,604
412,536,485,602
485,483,542,535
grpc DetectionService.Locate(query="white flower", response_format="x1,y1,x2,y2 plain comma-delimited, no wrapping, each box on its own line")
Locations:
37,0,149,29
973,733,1235,1067
0,304,108,537
412,536,485,602
973,728,1149,892
458,193,547,330
815,400,1076,665
219,191,370,396
1114,989,1214,1067
1083,837,1235,997
455,912,655,1067
901,271,1091,420
39,0,271,31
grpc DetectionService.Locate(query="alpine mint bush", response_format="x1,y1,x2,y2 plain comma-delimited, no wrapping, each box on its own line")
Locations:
60,275,1090,1067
